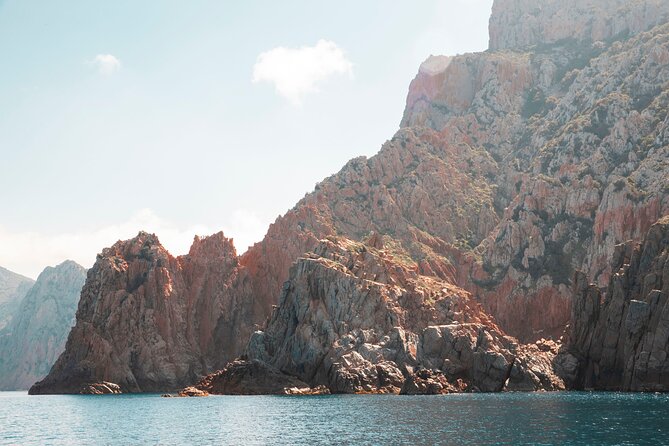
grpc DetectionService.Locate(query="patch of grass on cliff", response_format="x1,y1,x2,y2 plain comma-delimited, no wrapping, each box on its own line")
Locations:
379,236,418,269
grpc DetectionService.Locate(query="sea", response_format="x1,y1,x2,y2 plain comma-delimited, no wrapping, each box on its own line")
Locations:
1,391,668,445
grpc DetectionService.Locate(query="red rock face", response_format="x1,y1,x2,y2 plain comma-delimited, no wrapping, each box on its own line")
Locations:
240,126,503,337
211,237,564,394
242,16,669,343
30,232,255,394
31,0,669,393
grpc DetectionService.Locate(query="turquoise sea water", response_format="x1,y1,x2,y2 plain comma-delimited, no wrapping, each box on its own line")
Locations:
1,391,668,445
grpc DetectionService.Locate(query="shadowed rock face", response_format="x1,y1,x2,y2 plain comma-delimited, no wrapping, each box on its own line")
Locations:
30,232,256,394
0,261,86,390
0,267,34,332
560,216,669,391
201,237,564,395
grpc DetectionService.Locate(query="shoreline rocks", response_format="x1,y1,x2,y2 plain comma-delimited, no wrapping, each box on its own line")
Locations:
30,231,259,395
192,359,330,396
79,382,122,395
201,237,565,396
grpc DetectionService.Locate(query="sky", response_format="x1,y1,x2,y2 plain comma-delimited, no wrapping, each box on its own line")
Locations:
0,0,494,279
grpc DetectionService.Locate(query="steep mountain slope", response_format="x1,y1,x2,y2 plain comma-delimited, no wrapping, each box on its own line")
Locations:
559,216,669,391
242,0,669,342
30,232,256,394
0,266,34,331
31,0,669,394
0,261,86,390
200,236,563,395
489,0,669,51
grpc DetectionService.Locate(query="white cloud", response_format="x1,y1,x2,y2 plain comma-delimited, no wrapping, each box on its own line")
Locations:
0,209,268,279
252,39,353,105
91,54,121,75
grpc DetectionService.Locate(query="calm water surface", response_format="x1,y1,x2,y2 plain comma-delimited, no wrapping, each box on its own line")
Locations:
1,391,668,445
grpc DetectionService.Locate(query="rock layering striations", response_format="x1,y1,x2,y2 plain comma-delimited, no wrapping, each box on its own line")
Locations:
31,0,669,394
0,261,86,390
489,0,669,51
559,216,669,391
195,237,564,395
239,0,669,343
30,232,257,394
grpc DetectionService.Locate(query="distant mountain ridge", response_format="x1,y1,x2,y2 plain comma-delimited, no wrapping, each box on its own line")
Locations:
0,266,34,331
0,261,86,390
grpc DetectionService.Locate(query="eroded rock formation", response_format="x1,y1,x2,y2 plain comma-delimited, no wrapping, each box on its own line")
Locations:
239,0,669,343
30,232,256,394
560,216,669,391
489,0,669,51
193,359,329,395
198,237,564,394
31,0,669,394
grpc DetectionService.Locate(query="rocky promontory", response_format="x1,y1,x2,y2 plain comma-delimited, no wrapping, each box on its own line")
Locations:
194,236,564,395
30,232,258,394
30,0,669,394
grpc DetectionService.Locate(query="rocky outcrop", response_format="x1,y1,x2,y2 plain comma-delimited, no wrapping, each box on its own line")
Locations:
211,237,564,394
400,369,463,395
0,266,34,331
193,359,329,395
27,0,669,394
177,386,209,397
79,382,122,395
560,216,669,391
30,232,258,394
406,17,669,341
489,0,669,51
0,261,86,390
238,3,669,343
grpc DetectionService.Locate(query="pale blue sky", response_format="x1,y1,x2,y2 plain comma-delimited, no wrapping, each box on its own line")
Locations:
0,0,494,278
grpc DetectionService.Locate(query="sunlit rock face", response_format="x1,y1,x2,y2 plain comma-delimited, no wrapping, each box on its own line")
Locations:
201,237,564,395
0,261,85,390
242,0,669,343
29,0,669,394
559,216,669,391
489,0,669,51
30,232,257,394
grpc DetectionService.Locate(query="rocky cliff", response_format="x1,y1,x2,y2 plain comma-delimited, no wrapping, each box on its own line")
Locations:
30,0,669,394
0,266,34,331
489,0,669,50
0,261,86,390
242,0,669,343
559,216,669,391
197,236,563,394
30,232,256,394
